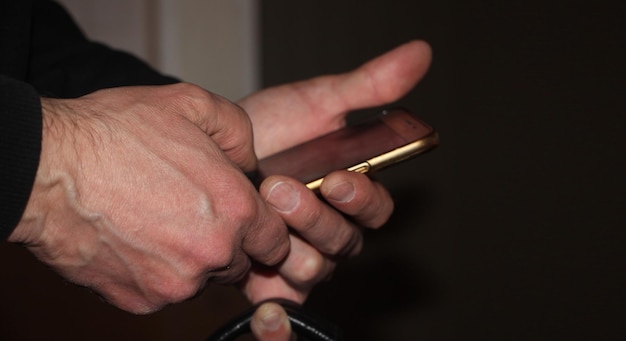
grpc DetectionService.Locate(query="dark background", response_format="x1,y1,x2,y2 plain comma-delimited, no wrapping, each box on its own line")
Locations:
262,1,625,340
1,1,624,340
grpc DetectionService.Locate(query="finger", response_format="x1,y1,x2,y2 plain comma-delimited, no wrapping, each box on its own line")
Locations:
301,40,433,117
320,171,394,228
164,83,257,171
261,176,363,257
204,246,253,285
241,268,304,304
241,196,292,268
240,236,334,304
278,234,335,288
251,302,294,341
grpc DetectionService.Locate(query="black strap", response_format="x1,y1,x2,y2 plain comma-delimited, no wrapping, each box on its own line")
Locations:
207,298,342,341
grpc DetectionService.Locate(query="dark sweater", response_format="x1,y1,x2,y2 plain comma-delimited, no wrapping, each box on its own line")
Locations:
0,0,177,239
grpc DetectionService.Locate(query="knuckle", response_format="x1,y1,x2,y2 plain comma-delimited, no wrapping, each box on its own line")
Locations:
120,299,162,315
260,233,290,266
173,82,210,102
127,305,159,315
248,219,290,266
211,255,252,284
183,225,238,272
151,276,200,304
322,238,346,255
372,204,394,228
169,83,216,117
325,228,362,256
212,180,259,227
294,205,325,234
365,186,395,228
229,194,259,227
191,241,235,272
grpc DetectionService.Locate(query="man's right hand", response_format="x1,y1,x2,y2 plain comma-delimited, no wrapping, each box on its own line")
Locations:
9,83,290,314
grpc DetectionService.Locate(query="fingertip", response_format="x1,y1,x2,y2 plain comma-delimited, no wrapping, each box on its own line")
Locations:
401,39,433,79
251,302,292,341
367,39,433,102
321,171,394,229
406,39,433,57
319,170,363,200
335,39,434,110
320,172,358,204
263,178,301,214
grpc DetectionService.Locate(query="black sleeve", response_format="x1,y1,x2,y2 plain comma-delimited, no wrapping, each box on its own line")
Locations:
0,76,42,240
28,0,179,98
1,0,180,239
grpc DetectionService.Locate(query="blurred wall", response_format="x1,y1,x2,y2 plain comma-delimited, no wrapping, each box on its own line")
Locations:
57,0,259,100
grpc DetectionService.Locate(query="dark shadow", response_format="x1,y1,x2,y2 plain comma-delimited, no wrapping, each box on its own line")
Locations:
304,186,442,341
306,255,440,341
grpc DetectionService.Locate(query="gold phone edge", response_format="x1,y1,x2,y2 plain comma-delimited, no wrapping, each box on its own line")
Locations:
305,131,439,191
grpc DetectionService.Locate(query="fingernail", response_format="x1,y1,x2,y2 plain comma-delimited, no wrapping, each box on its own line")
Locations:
266,181,299,212
260,305,282,331
325,181,356,203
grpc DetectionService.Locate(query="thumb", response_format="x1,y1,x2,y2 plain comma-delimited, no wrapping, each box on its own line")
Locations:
322,39,433,113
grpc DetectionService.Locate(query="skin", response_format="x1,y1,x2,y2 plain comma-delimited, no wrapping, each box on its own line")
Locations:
8,39,432,332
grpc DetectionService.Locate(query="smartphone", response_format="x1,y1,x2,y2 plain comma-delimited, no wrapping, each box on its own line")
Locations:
254,108,439,191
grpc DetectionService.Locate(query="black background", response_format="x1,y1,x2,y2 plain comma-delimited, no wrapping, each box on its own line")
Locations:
1,1,624,340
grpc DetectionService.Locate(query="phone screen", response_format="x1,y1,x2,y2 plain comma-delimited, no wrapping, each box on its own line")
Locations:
255,109,434,184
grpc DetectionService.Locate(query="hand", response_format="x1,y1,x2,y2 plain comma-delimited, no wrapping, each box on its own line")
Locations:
238,40,432,303
239,40,432,159
9,83,290,314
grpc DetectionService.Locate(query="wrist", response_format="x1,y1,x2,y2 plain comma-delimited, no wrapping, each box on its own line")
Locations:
9,98,73,245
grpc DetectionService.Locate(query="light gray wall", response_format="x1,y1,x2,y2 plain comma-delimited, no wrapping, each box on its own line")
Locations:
57,0,259,101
